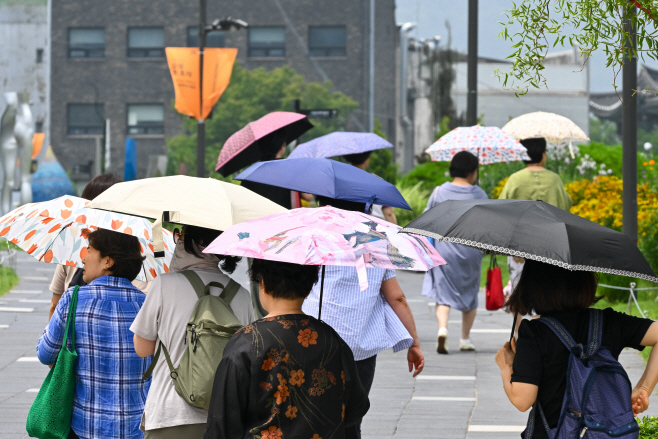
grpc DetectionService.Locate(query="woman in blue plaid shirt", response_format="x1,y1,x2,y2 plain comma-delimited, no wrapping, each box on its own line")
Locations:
37,229,150,439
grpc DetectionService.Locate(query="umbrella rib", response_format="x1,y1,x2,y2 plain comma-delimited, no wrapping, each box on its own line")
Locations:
38,222,73,262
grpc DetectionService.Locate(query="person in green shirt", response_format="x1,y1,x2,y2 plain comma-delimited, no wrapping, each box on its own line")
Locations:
498,137,573,312
498,137,573,211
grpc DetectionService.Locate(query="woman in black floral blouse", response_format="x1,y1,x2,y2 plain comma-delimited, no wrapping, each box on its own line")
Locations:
203,259,370,439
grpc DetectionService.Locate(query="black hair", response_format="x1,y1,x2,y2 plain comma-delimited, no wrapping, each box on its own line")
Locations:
521,137,547,164
449,151,479,178
258,129,288,161
87,228,145,281
343,151,372,166
182,225,241,274
315,195,371,214
81,173,121,200
505,259,600,315
249,258,319,300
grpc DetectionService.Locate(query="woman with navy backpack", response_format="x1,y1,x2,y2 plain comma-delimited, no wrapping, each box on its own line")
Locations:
495,260,658,438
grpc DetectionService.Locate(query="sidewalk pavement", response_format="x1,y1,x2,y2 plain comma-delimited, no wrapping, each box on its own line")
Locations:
0,256,656,438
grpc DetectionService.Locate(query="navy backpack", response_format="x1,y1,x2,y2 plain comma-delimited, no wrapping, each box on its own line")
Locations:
524,309,639,438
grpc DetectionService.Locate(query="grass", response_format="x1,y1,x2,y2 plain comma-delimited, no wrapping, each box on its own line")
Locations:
0,265,19,298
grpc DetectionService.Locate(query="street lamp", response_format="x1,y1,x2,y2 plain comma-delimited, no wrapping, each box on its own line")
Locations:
197,1,248,178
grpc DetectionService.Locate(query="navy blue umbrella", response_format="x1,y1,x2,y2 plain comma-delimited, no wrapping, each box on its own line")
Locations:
234,158,411,211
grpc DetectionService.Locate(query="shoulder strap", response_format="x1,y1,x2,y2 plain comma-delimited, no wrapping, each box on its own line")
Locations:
142,342,176,380
537,316,577,350
586,308,603,357
62,285,80,352
220,279,240,305
180,270,208,299
524,401,551,438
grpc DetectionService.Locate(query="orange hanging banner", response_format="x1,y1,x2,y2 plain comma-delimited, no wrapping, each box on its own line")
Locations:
165,47,238,120
32,133,45,159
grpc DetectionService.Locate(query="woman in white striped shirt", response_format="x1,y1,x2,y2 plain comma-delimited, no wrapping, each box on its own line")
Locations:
302,196,425,439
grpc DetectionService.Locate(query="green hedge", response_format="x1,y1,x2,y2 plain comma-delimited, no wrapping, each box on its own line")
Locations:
639,416,658,438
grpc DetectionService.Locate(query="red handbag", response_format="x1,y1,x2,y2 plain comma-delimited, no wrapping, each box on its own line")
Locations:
486,256,505,311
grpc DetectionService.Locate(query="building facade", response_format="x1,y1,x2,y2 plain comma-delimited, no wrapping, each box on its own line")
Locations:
49,0,397,179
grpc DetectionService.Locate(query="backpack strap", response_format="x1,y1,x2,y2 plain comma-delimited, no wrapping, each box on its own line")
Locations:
524,401,551,438
142,342,176,380
219,279,240,307
586,308,603,357
179,270,207,299
537,316,578,351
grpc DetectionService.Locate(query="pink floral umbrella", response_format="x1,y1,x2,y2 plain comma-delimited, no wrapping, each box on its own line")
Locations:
425,125,530,165
215,112,314,176
204,206,445,318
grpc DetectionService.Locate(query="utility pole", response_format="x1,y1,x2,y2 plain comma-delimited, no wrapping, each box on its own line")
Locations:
368,0,375,132
195,4,247,178
196,0,207,178
622,6,638,242
466,0,478,126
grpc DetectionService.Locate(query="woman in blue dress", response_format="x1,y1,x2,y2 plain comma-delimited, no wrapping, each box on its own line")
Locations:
422,151,488,354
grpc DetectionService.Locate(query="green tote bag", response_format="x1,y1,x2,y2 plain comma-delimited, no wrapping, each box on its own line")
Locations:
26,285,79,439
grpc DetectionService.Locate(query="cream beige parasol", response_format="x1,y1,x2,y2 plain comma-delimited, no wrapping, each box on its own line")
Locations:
86,175,288,256
501,111,589,158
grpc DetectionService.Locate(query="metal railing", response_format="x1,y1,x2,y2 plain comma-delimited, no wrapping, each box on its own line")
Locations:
599,282,658,319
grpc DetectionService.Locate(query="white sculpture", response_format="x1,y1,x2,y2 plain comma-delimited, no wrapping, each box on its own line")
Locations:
0,92,34,215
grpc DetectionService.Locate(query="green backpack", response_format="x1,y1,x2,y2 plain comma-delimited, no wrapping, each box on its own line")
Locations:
143,270,243,410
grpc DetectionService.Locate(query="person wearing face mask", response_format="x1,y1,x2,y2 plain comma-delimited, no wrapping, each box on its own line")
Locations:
36,229,150,439
131,225,254,439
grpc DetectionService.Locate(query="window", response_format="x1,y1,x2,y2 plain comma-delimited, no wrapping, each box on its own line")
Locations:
68,28,105,58
186,26,225,47
36,48,44,63
128,28,165,58
309,26,346,57
248,27,285,57
67,104,104,135
127,104,164,134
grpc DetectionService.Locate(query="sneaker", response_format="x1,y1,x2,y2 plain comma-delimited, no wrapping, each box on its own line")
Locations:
460,339,476,351
437,328,448,354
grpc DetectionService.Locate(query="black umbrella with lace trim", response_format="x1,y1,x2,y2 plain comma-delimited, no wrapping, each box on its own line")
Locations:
400,199,658,341
400,199,657,283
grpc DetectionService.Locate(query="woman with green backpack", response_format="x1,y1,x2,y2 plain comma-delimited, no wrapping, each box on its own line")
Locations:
131,225,255,439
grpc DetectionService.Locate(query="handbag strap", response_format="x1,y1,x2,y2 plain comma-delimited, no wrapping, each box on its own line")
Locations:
62,286,80,353
490,255,498,270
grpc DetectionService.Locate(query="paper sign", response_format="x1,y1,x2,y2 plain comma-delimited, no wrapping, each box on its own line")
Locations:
166,47,238,120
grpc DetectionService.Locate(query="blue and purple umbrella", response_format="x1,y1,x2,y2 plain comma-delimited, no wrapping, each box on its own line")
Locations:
234,158,411,211
288,132,393,159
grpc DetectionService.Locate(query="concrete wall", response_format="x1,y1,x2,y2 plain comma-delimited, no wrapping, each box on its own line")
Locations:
0,3,48,150
50,0,397,178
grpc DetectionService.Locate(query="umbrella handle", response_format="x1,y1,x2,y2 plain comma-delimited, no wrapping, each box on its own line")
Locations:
318,265,325,322
153,215,165,258
510,313,517,343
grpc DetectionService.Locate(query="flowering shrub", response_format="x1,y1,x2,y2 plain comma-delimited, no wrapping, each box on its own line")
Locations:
565,176,658,236
492,177,509,199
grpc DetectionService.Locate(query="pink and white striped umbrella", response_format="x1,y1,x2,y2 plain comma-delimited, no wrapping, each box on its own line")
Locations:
425,125,530,165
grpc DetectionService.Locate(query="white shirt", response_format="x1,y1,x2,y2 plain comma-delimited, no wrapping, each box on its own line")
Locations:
301,266,412,361
130,268,254,430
